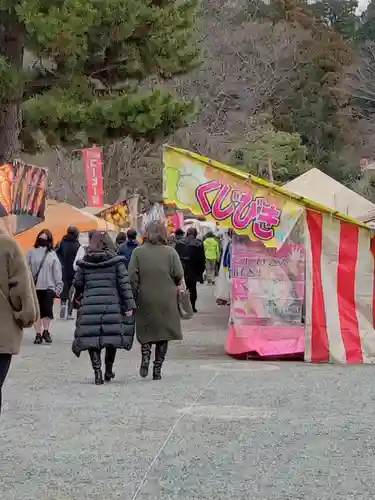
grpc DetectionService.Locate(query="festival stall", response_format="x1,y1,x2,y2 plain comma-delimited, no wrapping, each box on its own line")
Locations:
163,146,375,364
15,200,118,251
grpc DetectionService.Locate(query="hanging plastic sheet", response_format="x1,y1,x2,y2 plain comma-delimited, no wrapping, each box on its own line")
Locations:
226,220,305,358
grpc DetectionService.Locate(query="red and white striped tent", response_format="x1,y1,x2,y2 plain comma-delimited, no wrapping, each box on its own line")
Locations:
224,182,375,364
162,146,375,364
305,211,375,364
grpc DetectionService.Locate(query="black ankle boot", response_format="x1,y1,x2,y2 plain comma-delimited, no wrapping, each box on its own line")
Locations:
89,350,104,385
153,341,168,380
42,330,52,343
34,334,42,344
104,347,116,382
140,343,152,378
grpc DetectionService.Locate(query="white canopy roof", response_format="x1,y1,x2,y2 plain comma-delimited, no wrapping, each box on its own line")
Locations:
284,168,375,218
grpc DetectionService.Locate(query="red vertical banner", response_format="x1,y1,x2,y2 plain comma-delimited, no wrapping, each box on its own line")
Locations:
82,147,104,207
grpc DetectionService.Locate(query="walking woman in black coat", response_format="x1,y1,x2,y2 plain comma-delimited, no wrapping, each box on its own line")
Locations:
72,231,136,384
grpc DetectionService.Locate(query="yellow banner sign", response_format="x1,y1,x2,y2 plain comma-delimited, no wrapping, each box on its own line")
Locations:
97,200,129,228
163,147,304,248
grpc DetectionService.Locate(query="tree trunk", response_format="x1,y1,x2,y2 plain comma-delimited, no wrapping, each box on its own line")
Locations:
0,10,23,163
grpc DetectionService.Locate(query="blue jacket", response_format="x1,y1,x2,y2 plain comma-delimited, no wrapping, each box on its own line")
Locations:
119,240,139,268
223,242,231,269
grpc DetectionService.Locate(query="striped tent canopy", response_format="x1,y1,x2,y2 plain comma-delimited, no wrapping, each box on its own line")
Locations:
305,212,374,364
164,147,375,364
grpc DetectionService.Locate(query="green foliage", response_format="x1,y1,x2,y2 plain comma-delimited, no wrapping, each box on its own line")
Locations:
356,0,375,43
311,0,358,39
0,56,25,99
231,121,310,183
258,0,354,178
23,87,197,147
0,0,200,153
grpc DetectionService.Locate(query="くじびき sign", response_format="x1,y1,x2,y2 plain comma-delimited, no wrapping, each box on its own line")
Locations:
163,146,303,248
196,180,281,241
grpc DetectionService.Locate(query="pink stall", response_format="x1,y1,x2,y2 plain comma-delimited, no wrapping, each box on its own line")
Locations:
163,146,375,364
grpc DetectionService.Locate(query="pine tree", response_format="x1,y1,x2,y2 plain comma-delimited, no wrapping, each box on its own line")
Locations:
232,119,310,183
0,0,200,162
311,0,358,40
259,0,354,178
356,0,375,43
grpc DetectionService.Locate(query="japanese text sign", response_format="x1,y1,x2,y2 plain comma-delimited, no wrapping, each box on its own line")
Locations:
163,147,303,248
82,147,104,207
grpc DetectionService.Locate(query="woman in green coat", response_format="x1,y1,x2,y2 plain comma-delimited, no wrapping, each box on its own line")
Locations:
128,221,184,380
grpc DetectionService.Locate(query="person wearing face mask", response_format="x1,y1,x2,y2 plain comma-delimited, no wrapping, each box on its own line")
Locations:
26,230,63,344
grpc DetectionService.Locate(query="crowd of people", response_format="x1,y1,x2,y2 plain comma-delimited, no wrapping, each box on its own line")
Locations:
0,222,226,414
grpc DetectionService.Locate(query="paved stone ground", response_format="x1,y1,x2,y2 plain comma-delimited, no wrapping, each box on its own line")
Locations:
2,285,375,499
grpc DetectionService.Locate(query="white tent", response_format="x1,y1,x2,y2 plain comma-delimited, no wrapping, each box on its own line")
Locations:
284,168,375,218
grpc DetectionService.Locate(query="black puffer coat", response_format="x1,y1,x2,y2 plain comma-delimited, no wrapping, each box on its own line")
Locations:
72,251,136,356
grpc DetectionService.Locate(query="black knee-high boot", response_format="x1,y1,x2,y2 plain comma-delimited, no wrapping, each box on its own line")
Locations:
104,347,116,381
140,343,152,378
153,341,168,380
89,349,104,385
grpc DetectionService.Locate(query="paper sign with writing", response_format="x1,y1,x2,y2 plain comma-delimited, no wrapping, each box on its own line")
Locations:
231,237,305,326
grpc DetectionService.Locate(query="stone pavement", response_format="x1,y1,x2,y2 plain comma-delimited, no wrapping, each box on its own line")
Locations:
2,285,375,499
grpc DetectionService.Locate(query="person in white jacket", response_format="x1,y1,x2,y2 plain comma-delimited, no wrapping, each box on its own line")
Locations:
73,230,96,271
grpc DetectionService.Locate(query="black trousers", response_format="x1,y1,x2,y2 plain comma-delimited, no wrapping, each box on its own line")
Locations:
185,279,197,309
0,354,12,414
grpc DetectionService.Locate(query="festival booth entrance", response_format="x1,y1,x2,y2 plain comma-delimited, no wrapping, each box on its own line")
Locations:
163,146,375,364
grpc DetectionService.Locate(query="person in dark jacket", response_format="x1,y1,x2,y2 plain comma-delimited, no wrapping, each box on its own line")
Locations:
115,232,127,249
118,229,139,268
56,226,81,320
174,228,185,241
175,227,205,312
72,231,136,385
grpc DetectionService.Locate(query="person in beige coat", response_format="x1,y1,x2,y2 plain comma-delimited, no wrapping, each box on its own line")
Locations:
0,231,39,414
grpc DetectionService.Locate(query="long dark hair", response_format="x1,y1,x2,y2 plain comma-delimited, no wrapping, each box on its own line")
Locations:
87,231,116,255
34,229,54,250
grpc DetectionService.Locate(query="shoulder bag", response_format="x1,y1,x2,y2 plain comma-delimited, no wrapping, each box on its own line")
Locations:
33,250,49,285
177,278,193,320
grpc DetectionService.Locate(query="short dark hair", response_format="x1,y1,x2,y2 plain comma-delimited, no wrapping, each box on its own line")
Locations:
116,232,127,245
127,228,137,241
67,226,79,238
34,229,54,250
186,227,197,238
175,228,184,237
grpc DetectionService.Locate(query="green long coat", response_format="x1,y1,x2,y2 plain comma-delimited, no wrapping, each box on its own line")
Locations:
128,243,184,344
